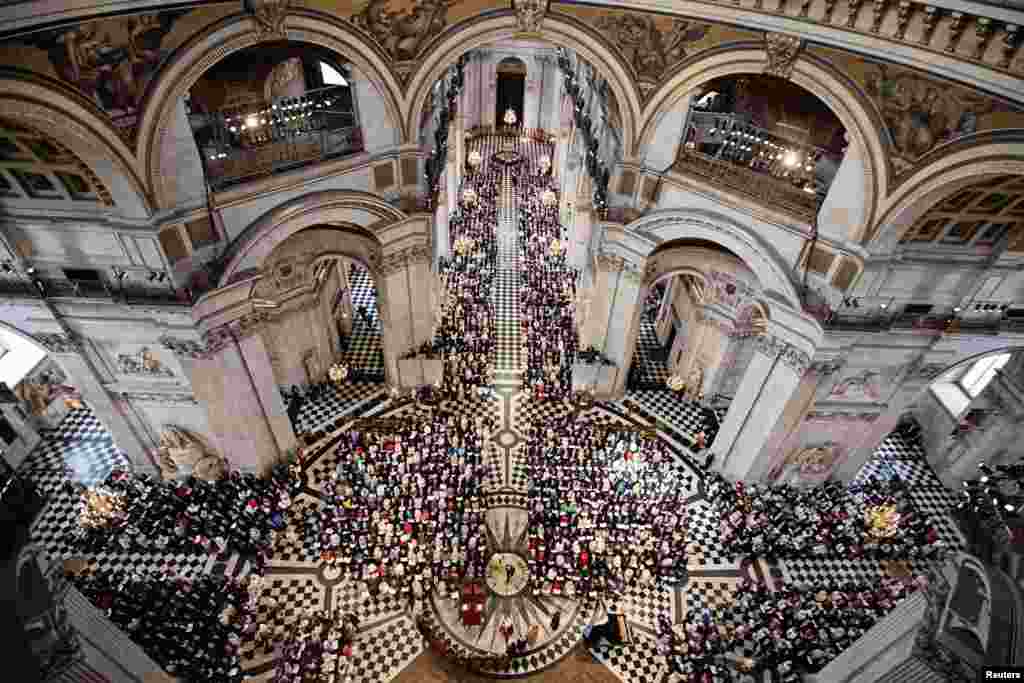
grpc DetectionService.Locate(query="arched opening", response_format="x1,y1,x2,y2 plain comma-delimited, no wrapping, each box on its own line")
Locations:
185,41,361,191
495,57,527,132
681,74,848,212
246,225,389,436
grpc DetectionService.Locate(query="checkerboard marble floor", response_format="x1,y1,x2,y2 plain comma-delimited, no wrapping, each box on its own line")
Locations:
492,184,523,374
632,316,671,388
344,264,385,379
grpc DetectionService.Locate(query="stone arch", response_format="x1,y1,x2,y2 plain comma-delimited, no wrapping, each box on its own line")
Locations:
220,190,407,284
404,10,642,159
866,133,1024,252
833,342,1024,484
135,9,404,209
627,208,801,308
0,77,152,218
637,45,890,242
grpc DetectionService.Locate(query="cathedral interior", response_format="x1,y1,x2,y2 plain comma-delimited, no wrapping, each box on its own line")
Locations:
2,0,1024,681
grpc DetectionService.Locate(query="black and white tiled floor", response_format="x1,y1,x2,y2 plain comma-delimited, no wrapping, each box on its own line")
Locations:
11,137,970,683
344,264,385,378
632,316,671,388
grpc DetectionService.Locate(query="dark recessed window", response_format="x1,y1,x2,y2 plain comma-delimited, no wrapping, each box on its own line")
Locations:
62,268,102,282
941,221,983,244
903,304,934,316
55,172,97,201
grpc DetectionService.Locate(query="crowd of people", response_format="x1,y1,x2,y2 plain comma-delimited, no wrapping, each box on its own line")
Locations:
74,466,298,560
656,576,925,682
707,474,951,561
526,417,692,599
310,409,497,604
69,568,258,682
272,608,359,682
516,145,580,401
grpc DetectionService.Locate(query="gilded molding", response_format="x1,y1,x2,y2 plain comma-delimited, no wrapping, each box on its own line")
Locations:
31,333,84,354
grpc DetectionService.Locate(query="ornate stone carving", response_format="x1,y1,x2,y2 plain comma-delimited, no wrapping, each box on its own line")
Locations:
945,11,967,52
806,410,881,421
920,5,941,46
116,347,174,377
894,1,913,40
779,343,812,374
377,244,431,277
846,0,864,28
350,0,449,62
595,13,708,85
157,426,227,482
973,17,995,60
252,0,291,40
119,392,199,406
763,33,804,79
752,333,783,358
158,335,208,359
32,333,83,354
870,0,888,33
810,359,844,375
514,0,547,34
202,310,271,354
596,253,627,273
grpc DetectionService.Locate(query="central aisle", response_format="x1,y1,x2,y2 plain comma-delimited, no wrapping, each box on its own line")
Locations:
492,168,524,377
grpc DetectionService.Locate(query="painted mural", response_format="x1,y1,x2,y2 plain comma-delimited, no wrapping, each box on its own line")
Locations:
813,47,1024,172
0,5,235,140
551,4,759,93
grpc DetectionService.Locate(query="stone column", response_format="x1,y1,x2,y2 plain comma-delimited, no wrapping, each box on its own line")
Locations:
434,194,451,266
33,333,155,474
714,326,814,481
602,255,645,398
161,324,295,476
376,243,434,389
570,203,593,273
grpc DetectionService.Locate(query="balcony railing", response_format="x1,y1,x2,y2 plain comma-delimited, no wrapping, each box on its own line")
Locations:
190,85,363,191
0,276,186,306
673,147,822,222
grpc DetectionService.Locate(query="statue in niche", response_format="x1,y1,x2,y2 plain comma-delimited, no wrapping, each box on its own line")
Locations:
157,426,227,482
829,369,883,401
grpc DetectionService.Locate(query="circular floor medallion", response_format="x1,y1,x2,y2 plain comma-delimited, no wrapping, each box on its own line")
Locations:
486,552,529,597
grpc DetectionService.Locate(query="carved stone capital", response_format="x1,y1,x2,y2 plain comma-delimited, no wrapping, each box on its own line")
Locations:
596,253,627,273
378,244,432,277
764,33,804,79
202,310,270,355
32,332,84,354
751,334,811,374
810,359,844,375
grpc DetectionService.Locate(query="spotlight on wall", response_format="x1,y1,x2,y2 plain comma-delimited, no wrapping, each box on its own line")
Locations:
953,306,962,313
26,266,36,275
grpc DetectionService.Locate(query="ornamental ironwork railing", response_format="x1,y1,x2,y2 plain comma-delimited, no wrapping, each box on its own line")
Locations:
673,147,822,222
192,84,363,190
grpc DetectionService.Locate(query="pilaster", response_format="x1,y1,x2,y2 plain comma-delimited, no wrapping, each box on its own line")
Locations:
714,320,815,481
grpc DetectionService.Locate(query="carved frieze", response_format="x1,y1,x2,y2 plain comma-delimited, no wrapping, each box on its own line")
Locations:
32,333,83,354
116,347,175,377
594,12,709,86
763,32,804,79
750,333,811,374
349,0,450,62
810,359,845,375
596,253,627,273
377,244,432,277
158,335,208,359
806,410,881,421
119,392,199,406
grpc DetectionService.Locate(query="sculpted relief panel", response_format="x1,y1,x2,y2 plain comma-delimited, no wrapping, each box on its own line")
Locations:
813,46,1024,173
0,6,233,140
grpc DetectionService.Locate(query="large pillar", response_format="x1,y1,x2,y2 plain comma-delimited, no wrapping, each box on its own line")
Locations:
33,333,156,474
375,241,435,389
162,322,295,475
713,311,818,481
597,253,644,398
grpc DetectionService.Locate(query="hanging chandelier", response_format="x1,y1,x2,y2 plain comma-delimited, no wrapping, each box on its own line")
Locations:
548,238,564,257
462,187,478,206
539,155,551,174
328,363,349,385
467,150,482,169
541,188,557,207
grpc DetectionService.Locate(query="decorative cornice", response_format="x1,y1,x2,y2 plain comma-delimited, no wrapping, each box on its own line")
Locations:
31,332,83,354
806,410,881,421
810,359,845,375
204,310,271,353
764,32,804,79
118,392,199,406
